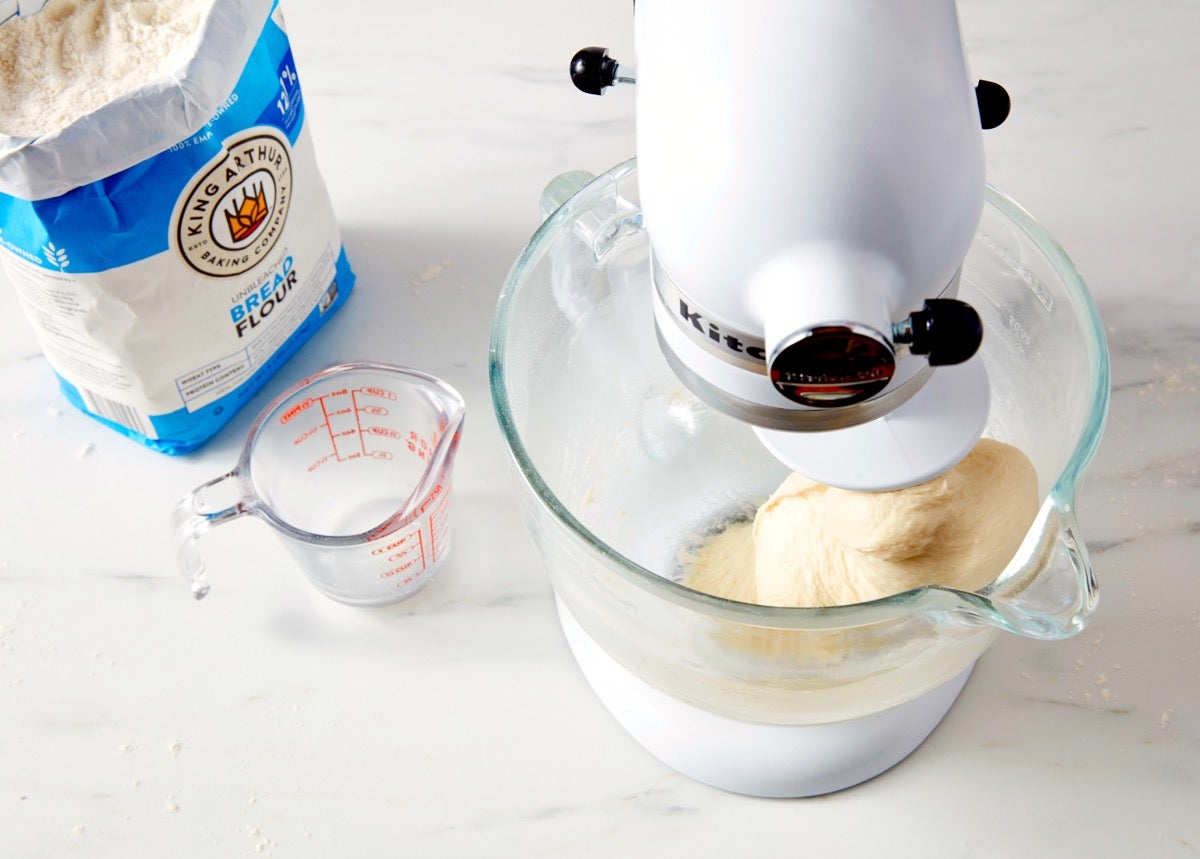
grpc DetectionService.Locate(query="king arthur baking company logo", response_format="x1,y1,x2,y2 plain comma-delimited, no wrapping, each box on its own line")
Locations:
175,129,293,277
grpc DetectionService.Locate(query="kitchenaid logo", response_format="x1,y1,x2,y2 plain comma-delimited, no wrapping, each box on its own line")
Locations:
653,260,769,374
175,129,293,278
774,368,890,384
676,299,767,363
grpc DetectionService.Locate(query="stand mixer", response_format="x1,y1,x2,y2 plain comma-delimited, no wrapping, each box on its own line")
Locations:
490,0,1107,797
571,0,1012,490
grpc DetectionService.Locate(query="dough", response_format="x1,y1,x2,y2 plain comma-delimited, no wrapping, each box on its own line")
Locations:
683,439,1039,608
679,519,757,603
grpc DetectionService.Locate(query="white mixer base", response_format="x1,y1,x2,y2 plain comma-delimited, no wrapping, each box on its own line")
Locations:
556,598,974,797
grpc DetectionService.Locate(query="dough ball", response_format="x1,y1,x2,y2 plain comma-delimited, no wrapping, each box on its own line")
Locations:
753,439,1039,608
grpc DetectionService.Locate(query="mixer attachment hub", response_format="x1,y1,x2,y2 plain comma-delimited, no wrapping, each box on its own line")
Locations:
769,325,895,407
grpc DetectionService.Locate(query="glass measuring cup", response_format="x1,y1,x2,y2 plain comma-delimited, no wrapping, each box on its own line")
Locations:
172,362,465,606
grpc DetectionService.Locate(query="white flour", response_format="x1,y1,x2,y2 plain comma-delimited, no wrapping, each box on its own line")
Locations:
0,0,209,137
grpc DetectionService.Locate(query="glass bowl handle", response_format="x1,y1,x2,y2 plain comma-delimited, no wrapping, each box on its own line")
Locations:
978,494,1100,640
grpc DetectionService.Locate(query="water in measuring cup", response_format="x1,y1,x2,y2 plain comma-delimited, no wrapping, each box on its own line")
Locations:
270,384,439,533
175,362,464,605
277,383,456,600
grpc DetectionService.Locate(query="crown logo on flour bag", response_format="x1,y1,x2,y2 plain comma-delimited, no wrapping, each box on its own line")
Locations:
175,129,293,278
226,184,270,243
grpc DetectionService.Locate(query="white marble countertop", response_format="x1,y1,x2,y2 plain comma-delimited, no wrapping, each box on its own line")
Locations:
2,1,1198,855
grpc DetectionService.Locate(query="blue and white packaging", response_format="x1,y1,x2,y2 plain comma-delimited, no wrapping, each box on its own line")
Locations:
0,0,354,453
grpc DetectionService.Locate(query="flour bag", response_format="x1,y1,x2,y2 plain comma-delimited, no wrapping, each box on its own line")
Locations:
0,0,354,453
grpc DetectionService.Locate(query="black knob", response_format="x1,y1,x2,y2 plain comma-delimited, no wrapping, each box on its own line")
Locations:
899,299,983,366
571,47,619,95
975,79,1011,130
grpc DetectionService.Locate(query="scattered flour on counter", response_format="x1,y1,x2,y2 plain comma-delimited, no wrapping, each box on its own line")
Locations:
244,824,275,853
0,0,210,137
412,260,452,286
411,260,454,295
1136,360,1200,401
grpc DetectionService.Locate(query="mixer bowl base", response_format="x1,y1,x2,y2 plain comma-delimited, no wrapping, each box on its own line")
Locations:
556,598,974,798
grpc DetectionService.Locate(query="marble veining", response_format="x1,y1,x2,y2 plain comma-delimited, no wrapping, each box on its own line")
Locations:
1,0,1198,856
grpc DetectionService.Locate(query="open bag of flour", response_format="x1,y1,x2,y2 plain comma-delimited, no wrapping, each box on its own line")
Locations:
0,0,354,453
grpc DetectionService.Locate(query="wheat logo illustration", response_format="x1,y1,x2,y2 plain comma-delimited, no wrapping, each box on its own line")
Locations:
43,242,69,271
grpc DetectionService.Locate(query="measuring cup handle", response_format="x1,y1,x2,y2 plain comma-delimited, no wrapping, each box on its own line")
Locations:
170,471,249,600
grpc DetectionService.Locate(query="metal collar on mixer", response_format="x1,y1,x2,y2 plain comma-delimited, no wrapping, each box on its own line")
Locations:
651,253,941,433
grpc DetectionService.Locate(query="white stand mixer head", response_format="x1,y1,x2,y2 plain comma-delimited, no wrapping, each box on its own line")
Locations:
632,0,995,489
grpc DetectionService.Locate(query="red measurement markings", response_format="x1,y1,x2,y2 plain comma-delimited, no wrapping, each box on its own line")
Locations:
407,430,433,462
318,394,338,461
427,484,450,562
356,385,397,401
279,397,315,425
297,385,402,470
352,386,400,459
292,423,321,445
350,388,367,458
307,454,333,473
373,527,426,580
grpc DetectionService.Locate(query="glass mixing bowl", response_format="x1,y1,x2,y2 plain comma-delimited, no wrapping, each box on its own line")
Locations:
490,159,1109,729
